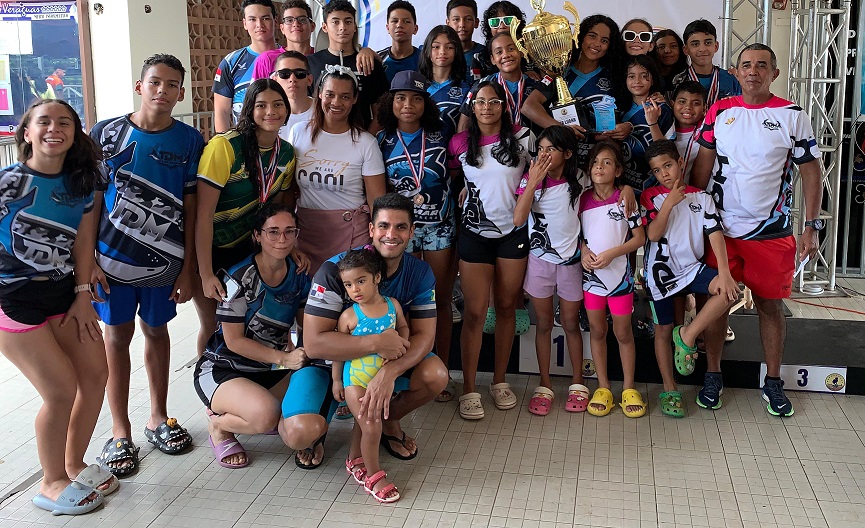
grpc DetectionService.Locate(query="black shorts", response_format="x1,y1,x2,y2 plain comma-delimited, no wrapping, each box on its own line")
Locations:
193,357,289,409
458,225,529,264
0,274,75,330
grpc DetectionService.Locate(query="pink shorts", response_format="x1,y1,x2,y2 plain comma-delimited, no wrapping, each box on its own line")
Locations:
523,254,584,302
583,291,633,316
0,304,62,333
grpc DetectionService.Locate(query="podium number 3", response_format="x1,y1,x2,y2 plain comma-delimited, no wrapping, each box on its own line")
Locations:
797,368,808,387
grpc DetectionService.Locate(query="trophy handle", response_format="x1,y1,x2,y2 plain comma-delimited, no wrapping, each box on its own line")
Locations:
510,21,531,61
563,1,580,42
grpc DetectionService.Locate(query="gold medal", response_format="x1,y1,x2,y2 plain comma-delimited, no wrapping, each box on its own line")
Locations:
414,194,425,205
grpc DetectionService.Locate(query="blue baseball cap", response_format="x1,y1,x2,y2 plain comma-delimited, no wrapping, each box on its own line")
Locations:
389,70,430,93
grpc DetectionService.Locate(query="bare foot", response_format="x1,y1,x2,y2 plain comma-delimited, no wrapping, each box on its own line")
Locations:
41,479,100,506
295,441,324,467
210,423,247,467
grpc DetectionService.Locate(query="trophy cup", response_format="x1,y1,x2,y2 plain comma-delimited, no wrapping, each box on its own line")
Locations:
510,0,581,126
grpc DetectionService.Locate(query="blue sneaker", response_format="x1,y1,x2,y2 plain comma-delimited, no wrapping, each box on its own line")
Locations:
762,378,794,417
697,372,723,410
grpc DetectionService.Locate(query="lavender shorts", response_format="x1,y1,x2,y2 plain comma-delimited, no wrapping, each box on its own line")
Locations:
523,254,584,302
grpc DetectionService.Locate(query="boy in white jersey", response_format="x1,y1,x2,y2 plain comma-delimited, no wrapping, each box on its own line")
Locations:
641,140,739,417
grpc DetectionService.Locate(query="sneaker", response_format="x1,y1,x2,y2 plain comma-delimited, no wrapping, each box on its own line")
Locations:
762,377,794,417
697,372,724,410
451,301,462,323
553,305,562,327
725,325,735,342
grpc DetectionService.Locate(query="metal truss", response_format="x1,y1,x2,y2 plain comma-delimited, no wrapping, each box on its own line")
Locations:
721,0,773,68
788,0,851,294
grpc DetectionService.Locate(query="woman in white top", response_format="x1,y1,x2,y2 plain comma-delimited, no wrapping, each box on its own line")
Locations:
287,65,387,273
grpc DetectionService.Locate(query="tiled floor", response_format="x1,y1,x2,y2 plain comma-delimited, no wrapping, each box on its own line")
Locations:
1,286,865,528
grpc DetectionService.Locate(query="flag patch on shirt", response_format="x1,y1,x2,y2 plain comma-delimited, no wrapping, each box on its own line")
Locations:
310,282,326,300
214,68,222,83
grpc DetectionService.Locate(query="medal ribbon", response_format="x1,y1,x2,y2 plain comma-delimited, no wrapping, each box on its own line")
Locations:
688,65,720,107
396,130,426,193
497,73,525,125
680,127,699,174
258,140,281,204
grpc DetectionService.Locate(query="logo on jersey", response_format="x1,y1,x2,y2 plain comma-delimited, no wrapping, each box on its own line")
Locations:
762,119,781,131
689,203,702,213
310,282,326,299
214,68,222,83
50,189,84,208
462,180,501,235
540,75,553,86
528,212,561,260
597,78,611,91
725,117,736,125
448,87,463,99
384,137,396,146
149,144,189,168
427,131,443,143
607,209,625,222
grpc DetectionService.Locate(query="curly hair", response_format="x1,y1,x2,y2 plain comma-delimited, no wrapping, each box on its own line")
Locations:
576,15,627,111
480,1,525,42
376,91,442,135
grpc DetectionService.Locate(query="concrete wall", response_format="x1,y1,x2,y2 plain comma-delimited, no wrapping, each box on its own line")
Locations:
89,0,193,121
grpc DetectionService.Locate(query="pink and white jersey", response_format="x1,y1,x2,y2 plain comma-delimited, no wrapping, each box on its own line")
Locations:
640,185,722,299
673,126,702,184
516,170,590,264
697,95,819,240
579,188,642,297
448,126,534,238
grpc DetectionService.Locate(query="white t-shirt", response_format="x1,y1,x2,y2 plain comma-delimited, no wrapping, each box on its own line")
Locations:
696,95,820,240
516,169,590,264
287,122,386,210
279,101,314,142
448,126,534,238
673,126,702,184
579,188,642,297
640,185,722,299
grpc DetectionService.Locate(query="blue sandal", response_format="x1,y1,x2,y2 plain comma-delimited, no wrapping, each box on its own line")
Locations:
32,481,103,516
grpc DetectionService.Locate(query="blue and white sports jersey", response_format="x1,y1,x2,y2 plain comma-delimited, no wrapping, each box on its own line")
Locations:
0,163,95,294
377,128,451,227
306,249,436,322
621,102,676,193
213,46,260,126
377,47,422,83
91,116,203,287
205,255,311,372
672,66,741,107
428,79,471,142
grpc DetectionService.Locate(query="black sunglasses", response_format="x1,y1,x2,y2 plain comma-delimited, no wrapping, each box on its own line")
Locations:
274,68,309,80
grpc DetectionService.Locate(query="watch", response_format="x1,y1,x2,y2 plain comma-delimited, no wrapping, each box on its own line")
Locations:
804,219,825,231
74,283,92,294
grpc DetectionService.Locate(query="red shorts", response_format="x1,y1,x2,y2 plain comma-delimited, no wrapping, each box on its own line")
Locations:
705,235,795,299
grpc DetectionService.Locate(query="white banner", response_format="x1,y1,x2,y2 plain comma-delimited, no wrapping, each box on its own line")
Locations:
323,0,724,57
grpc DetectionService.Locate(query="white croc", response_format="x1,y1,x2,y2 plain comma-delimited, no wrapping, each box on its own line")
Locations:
73,464,119,496
489,382,517,410
459,392,485,420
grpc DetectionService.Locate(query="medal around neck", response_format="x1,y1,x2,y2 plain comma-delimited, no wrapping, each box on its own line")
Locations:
510,0,582,127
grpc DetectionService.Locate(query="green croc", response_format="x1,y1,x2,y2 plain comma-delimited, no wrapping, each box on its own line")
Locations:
483,307,496,334
659,391,685,418
515,308,530,336
673,325,697,376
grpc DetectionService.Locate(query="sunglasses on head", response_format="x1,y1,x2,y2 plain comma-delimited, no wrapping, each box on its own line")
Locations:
487,16,517,28
623,30,653,43
273,68,309,80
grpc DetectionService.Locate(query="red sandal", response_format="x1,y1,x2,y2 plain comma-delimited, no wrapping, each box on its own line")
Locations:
527,386,554,416
345,456,366,484
565,384,590,413
364,470,400,503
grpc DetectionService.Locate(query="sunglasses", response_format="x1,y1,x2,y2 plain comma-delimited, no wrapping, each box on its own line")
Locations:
273,68,309,80
623,30,653,43
487,16,517,28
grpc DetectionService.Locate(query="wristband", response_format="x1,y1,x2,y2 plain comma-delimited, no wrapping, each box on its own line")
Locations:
74,283,92,294
646,122,658,126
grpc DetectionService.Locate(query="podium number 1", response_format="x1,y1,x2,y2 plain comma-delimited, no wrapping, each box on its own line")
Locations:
553,335,565,367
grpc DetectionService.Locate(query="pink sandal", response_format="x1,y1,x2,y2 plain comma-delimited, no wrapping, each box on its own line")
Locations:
345,456,366,484
209,435,248,469
364,470,400,503
528,386,554,416
565,384,590,413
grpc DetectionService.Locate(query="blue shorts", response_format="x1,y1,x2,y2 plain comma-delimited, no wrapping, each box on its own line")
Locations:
281,353,436,421
93,283,177,328
407,220,456,253
649,266,718,326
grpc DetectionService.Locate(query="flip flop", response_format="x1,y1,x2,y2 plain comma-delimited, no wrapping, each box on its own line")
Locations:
209,435,248,469
587,387,614,417
528,386,554,416
334,402,353,420
673,325,698,376
32,481,103,516
619,388,648,418
565,384,590,413
295,433,326,469
489,382,517,410
97,437,140,478
73,464,119,496
659,391,685,418
144,418,192,455
364,470,400,503
435,377,456,403
380,431,418,460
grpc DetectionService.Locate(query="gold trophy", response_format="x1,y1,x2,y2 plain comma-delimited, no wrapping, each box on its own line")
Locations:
510,0,581,126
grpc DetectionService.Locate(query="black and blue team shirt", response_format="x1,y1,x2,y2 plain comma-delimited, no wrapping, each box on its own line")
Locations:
0,163,96,294
621,102,676,193
213,46,260,126
90,116,203,288
672,66,741,107
377,46,422,83
206,255,311,372
376,128,452,227
427,79,472,142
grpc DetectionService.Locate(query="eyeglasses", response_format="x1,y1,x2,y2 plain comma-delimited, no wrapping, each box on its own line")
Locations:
273,68,309,80
283,15,310,26
472,98,504,108
487,16,517,28
623,30,653,43
261,228,300,241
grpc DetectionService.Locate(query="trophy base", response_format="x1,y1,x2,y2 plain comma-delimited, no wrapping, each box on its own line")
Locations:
551,101,581,127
